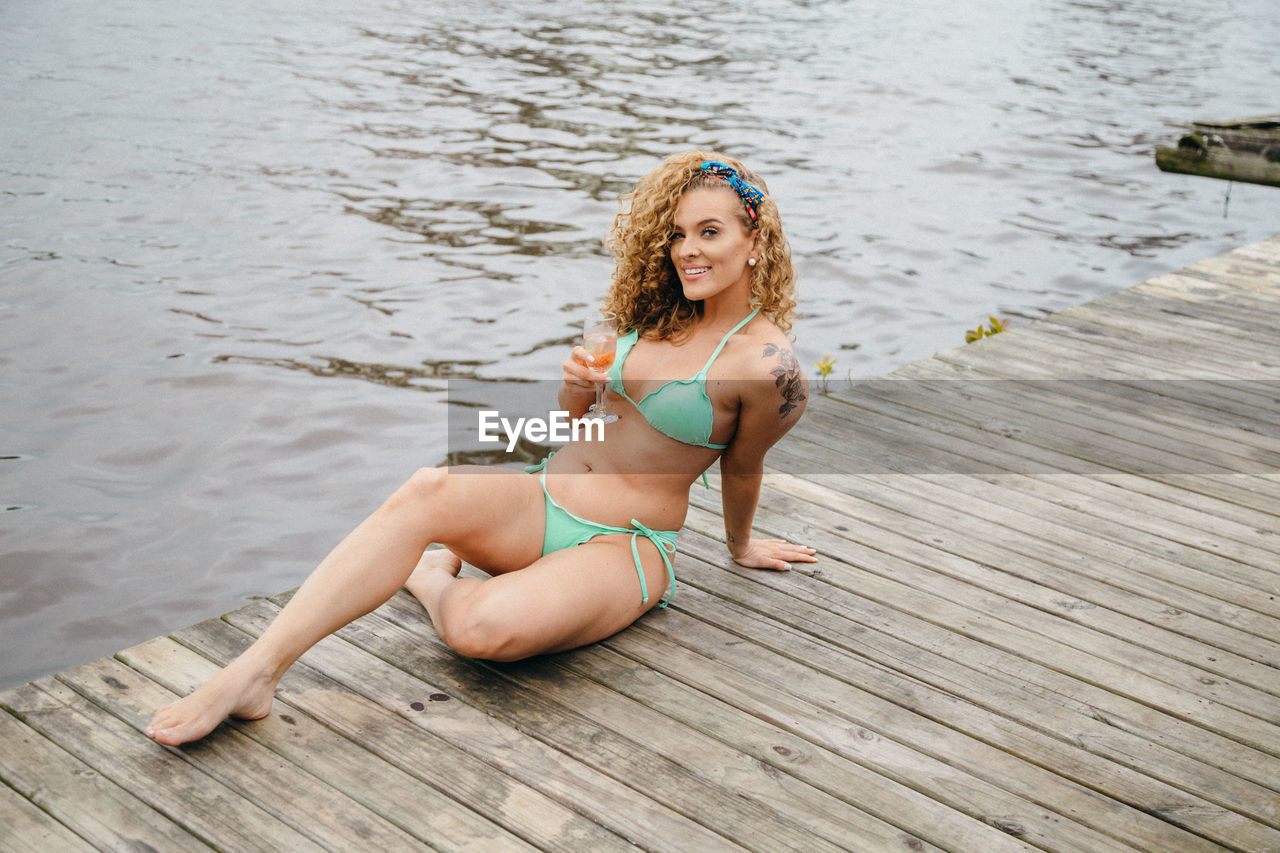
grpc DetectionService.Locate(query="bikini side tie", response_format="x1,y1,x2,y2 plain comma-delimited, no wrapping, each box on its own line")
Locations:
629,519,678,607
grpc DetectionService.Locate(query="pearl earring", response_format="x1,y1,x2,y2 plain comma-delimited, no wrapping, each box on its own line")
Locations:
748,258,757,267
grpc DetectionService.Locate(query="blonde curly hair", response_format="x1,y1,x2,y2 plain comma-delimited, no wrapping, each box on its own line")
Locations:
604,150,796,339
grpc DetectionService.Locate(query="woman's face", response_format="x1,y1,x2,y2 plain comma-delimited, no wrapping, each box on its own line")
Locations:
669,186,758,303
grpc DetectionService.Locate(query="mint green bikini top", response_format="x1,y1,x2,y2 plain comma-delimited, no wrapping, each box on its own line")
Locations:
606,308,759,449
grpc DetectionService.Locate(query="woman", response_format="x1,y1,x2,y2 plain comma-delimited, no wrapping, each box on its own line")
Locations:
146,150,816,746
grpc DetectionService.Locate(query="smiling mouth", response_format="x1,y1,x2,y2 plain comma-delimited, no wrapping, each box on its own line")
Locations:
684,266,710,276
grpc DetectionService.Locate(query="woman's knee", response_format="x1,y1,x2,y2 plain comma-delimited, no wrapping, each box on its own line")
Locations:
386,466,448,513
437,588,523,662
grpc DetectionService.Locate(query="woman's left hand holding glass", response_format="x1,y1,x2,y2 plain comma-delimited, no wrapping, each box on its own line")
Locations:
563,346,608,392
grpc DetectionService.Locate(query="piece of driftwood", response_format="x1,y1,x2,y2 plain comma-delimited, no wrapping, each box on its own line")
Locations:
1155,115,1280,187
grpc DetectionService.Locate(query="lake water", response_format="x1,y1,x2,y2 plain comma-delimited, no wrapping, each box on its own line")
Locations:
1,0,1277,687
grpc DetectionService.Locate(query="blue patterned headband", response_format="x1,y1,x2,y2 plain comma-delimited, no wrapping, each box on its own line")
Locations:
699,160,765,224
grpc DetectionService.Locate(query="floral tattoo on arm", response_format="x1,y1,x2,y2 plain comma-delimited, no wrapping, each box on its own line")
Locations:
764,344,806,418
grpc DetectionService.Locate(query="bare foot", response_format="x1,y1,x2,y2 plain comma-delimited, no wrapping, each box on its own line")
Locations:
146,655,278,746
405,548,462,602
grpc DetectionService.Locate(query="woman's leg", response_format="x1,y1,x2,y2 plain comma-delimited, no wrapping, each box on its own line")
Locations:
146,466,544,745
406,531,674,662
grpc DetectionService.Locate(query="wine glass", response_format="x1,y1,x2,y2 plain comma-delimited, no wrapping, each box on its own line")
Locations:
582,310,619,423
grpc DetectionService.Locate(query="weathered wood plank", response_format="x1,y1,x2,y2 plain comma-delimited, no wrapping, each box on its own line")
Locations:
1037,309,1280,376
669,523,1280,824
904,357,1280,510
166,615,654,852
55,657,430,852
821,388,1278,530
828,376,1280,508
0,679,325,853
0,784,90,853
1111,278,1280,336
669,525,1280,840
555,642,1027,853
819,383,1280,593
1187,254,1280,290
649,590,1277,849
0,707,211,852
1030,319,1280,385
1064,289,1280,358
0,779,98,853
685,480,1280,795
779,408,1280,639
873,378,1280,570
1231,238,1280,270
911,348,1280,445
612,602,1238,852
956,322,1241,379
890,364,1280,532
842,463,1280,632
935,337,1280,428
113,635,538,853
1132,278,1280,327
694,467,1280,749
825,379,1271,481
945,323,1280,423
1034,293,1280,369
905,345,1280,450
1136,269,1280,302
1170,280,1280,311
369,592,953,853
900,360,1280,476
764,456,1280,712
236,599,849,853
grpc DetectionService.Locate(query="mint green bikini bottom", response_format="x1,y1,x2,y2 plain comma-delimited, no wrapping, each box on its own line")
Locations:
525,458,678,607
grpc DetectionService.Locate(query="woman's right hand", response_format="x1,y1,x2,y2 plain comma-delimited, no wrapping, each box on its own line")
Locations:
562,346,609,394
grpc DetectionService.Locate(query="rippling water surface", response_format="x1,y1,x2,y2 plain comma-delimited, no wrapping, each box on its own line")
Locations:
2,0,1277,686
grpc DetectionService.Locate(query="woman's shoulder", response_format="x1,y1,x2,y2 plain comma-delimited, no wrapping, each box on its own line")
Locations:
730,318,808,420
731,317,799,376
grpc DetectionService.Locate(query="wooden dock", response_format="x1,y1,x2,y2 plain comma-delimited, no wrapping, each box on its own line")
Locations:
3,237,1279,852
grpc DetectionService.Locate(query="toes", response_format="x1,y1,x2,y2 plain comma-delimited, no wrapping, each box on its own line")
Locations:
146,706,177,738
152,725,192,747
145,706,191,744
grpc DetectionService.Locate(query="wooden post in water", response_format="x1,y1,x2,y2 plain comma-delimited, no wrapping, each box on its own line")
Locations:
1155,115,1280,188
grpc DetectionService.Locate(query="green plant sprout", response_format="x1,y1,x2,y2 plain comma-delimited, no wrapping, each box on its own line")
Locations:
814,353,836,395
965,315,1008,343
